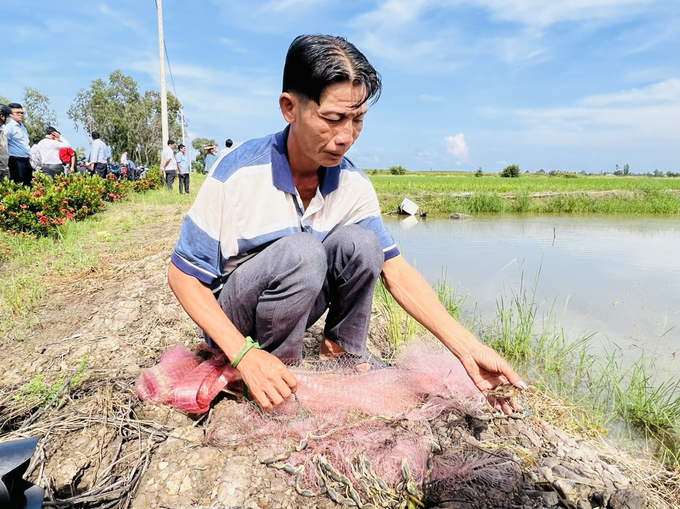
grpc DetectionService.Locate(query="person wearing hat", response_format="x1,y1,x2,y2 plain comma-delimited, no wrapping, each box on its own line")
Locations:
203,144,218,174
0,104,11,182
161,139,177,190
36,127,72,179
5,103,32,185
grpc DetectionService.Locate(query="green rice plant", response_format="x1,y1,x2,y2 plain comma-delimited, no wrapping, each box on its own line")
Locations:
510,191,534,213
373,279,420,351
433,269,468,323
605,354,680,435
484,266,542,362
369,173,680,215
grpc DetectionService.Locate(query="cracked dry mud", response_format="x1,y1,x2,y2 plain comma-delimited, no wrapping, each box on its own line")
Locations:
0,209,676,509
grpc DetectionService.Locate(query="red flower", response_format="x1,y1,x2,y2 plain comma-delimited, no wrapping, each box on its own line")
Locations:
39,216,50,225
34,190,43,197
20,204,28,209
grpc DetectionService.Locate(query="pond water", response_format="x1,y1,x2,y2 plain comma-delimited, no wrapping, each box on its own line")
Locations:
384,215,680,378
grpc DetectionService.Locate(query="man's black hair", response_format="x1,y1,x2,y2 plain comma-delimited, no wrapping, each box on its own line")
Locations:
167,140,176,146
225,139,233,148
91,131,101,140
178,143,185,149
282,34,382,107
7,103,23,110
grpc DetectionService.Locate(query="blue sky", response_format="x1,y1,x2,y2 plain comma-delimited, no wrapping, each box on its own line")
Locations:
2,0,679,174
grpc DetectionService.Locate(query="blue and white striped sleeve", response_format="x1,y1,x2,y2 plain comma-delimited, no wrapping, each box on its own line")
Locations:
171,176,238,285
348,179,400,261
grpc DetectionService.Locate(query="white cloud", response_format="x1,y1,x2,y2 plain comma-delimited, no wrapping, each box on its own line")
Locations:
259,0,326,13
479,80,680,150
578,79,680,107
445,133,470,160
459,0,654,27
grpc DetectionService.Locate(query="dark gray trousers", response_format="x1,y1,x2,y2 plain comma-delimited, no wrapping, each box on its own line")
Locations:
165,170,176,190
41,164,64,179
178,173,190,194
210,225,384,361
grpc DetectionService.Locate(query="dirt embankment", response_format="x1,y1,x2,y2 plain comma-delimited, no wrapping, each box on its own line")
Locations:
0,209,677,509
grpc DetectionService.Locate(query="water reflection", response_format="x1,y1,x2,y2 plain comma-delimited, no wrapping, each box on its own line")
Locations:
385,215,680,376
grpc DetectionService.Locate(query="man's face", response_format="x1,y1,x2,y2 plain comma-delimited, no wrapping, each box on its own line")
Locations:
283,82,368,170
10,107,25,124
180,146,186,153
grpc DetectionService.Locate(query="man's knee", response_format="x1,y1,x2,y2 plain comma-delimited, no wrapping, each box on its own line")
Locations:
327,224,384,273
273,232,327,284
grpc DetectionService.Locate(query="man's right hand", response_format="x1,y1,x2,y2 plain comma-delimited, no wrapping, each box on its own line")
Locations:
235,348,298,410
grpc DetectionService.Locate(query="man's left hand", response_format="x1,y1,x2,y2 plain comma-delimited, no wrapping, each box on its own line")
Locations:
457,343,527,415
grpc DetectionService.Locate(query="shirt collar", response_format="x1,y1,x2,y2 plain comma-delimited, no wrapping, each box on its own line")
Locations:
271,126,341,198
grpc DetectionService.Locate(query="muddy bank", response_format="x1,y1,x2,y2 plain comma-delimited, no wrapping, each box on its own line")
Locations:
0,213,677,509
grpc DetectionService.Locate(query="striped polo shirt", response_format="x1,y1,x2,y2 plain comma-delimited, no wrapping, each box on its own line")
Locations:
172,127,399,289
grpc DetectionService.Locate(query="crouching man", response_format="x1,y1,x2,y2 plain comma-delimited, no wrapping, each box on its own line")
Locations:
168,34,526,412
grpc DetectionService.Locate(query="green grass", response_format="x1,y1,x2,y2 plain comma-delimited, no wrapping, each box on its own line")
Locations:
369,173,680,215
0,174,205,340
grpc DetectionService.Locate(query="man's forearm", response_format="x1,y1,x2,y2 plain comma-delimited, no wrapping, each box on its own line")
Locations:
167,262,246,361
381,255,480,358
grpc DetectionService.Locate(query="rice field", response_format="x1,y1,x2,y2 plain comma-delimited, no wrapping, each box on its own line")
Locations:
368,172,680,215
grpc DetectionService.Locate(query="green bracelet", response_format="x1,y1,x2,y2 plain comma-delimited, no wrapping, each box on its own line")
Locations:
231,336,261,368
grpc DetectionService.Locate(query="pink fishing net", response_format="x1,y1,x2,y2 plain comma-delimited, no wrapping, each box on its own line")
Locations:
136,339,519,505
134,343,241,414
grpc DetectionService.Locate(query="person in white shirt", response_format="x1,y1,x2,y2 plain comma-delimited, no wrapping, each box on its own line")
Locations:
0,104,10,182
29,137,43,172
120,151,128,166
37,127,72,179
161,140,177,190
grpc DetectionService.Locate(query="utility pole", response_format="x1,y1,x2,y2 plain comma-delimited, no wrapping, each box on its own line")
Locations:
157,0,169,146
180,109,191,172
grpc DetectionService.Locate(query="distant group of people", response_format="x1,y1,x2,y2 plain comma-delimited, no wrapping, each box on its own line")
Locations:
158,137,237,194
160,140,189,194
0,100,135,185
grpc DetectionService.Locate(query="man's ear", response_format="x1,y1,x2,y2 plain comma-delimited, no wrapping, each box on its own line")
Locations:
279,92,298,124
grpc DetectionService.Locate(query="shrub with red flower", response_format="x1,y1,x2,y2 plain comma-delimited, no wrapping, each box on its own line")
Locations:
0,167,162,237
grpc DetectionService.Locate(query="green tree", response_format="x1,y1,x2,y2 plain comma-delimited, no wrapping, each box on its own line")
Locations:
475,167,483,177
23,87,58,140
623,164,630,176
191,137,217,173
389,164,407,175
68,70,183,165
500,164,520,178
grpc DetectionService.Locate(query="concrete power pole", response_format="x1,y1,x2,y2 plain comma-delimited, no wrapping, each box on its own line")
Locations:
157,0,169,146
180,109,191,172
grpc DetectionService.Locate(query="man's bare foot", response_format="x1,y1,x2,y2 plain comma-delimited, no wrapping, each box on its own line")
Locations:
319,337,373,372
319,337,345,360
